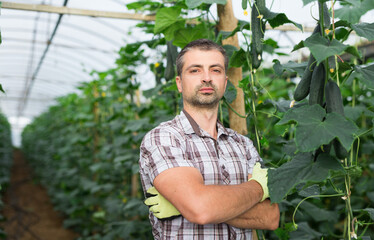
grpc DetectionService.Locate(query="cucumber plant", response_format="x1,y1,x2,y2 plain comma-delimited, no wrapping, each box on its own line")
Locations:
0,113,12,240
20,0,374,239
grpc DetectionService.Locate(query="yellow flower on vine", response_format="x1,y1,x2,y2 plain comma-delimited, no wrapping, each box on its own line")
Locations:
325,29,331,35
330,68,334,73
257,14,263,20
155,62,160,68
243,10,248,16
101,92,106,97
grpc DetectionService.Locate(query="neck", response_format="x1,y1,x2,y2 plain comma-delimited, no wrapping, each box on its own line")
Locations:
183,103,219,139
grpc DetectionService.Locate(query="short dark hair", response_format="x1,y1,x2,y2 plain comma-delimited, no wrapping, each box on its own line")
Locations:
176,39,229,76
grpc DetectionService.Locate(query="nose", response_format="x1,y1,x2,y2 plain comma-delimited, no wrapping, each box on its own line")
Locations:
202,70,212,83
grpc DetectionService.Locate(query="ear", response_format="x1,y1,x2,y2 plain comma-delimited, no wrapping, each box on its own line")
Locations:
176,76,183,93
224,75,228,90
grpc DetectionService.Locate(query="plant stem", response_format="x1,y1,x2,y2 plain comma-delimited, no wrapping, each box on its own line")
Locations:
292,193,345,228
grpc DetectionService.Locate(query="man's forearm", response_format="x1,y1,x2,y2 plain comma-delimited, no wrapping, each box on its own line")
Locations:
154,167,265,225
225,199,280,230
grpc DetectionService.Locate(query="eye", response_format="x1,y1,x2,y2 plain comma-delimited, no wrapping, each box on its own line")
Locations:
189,68,199,73
212,68,222,73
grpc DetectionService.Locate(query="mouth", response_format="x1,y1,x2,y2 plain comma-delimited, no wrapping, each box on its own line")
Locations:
199,87,215,93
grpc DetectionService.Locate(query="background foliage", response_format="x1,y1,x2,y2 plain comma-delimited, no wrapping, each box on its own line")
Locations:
19,0,374,239
0,112,12,239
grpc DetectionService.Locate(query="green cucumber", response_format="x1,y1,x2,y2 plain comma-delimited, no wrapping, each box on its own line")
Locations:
251,0,265,69
325,79,348,159
318,1,331,29
294,24,322,101
309,63,326,106
255,0,266,11
294,54,316,101
164,41,177,81
325,80,344,115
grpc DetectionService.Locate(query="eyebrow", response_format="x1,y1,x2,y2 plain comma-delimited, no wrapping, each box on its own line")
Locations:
184,64,224,72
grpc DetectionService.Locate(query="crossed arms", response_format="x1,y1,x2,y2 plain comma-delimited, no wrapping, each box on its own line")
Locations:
153,166,280,230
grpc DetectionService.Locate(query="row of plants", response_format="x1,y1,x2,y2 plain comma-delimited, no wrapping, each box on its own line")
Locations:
21,38,182,239
0,112,12,239
21,0,374,239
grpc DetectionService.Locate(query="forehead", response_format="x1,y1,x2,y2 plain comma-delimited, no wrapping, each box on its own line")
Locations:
182,49,225,68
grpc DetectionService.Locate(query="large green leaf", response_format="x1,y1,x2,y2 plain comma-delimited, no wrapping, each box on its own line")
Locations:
354,63,374,88
335,0,374,24
272,60,306,77
185,0,226,9
222,44,238,60
268,152,343,203
263,9,303,31
304,33,348,63
173,24,210,48
299,201,338,222
302,0,329,6
228,48,247,68
163,21,185,41
358,208,374,220
289,222,322,240
219,20,250,41
154,7,182,34
352,22,374,41
223,79,237,103
278,105,358,152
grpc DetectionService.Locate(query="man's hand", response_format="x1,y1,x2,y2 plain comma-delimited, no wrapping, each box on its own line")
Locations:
249,162,269,202
144,187,181,219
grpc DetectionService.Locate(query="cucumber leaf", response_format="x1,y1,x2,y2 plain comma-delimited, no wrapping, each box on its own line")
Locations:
360,208,374,220
263,9,303,31
228,48,247,68
335,0,374,24
223,79,237,104
268,152,342,203
185,0,226,9
272,60,307,76
354,64,374,88
302,0,330,6
154,7,183,34
304,33,348,63
290,222,323,239
173,24,210,48
278,105,358,152
352,22,374,41
299,201,338,222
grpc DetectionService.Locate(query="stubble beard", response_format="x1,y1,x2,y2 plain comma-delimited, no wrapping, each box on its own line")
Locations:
184,83,222,109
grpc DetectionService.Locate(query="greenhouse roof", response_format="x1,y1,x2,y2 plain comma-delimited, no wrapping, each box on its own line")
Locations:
0,0,373,146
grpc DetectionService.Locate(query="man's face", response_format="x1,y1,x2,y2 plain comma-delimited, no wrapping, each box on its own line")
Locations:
176,49,228,109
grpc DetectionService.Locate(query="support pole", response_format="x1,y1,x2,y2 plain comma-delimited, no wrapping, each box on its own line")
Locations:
217,0,247,135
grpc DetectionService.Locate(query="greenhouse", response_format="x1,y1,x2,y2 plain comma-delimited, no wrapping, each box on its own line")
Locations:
0,0,373,239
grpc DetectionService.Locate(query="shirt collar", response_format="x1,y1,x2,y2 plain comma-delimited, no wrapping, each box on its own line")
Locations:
181,109,231,138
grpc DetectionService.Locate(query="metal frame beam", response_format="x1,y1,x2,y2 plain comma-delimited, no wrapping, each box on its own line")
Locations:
1,1,156,21
1,1,313,32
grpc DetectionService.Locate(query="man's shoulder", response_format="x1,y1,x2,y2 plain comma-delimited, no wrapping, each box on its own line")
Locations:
142,114,185,142
222,125,252,144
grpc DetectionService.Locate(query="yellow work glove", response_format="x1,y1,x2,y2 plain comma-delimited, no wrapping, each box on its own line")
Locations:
249,162,269,202
144,186,181,220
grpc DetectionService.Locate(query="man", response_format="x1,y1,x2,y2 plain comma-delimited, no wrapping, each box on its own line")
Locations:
139,39,279,239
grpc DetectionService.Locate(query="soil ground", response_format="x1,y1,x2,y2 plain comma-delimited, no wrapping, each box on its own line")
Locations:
0,150,79,240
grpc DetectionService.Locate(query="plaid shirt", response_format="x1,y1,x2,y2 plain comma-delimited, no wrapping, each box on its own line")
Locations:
139,110,261,239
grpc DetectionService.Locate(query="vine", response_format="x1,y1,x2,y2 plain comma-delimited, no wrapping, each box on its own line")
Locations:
18,0,374,239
